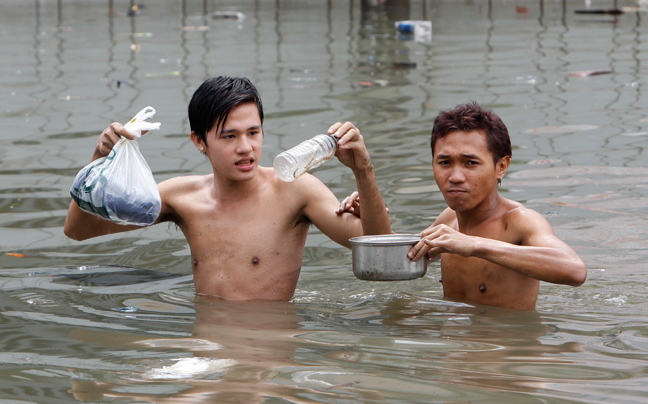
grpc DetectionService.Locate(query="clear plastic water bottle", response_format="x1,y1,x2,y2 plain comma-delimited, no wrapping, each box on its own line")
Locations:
273,134,338,182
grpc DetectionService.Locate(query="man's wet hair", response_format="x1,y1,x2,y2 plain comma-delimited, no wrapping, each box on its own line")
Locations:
430,101,512,164
188,76,264,144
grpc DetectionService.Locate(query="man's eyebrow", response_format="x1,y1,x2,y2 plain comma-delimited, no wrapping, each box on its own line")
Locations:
220,125,262,135
434,153,483,160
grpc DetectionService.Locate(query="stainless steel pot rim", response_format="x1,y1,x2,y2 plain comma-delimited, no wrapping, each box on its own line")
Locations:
349,234,421,245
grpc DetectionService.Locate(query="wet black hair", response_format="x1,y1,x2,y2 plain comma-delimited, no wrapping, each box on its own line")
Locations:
188,76,264,144
431,101,512,164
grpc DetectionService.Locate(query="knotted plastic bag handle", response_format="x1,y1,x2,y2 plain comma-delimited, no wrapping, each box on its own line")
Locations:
123,106,161,138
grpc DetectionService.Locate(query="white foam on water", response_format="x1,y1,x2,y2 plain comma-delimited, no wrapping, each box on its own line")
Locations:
145,357,236,380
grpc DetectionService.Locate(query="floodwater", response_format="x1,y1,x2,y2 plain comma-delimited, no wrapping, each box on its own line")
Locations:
1,0,648,402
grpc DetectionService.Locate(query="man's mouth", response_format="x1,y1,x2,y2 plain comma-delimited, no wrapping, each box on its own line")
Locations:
236,158,254,167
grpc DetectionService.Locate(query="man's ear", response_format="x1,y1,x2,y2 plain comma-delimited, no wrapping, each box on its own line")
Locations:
496,155,511,181
190,131,206,153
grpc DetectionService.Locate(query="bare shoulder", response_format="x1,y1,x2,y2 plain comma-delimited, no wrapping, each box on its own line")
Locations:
274,170,336,204
157,174,212,223
503,200,551,227
158,174,211,192
434,207,458,226
501,199,558,244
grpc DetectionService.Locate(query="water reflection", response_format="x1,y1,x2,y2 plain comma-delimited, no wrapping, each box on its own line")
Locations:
3,0,648,402
60,290,594,403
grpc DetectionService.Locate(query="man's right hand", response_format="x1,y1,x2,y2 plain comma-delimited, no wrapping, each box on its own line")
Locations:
93,123,137,160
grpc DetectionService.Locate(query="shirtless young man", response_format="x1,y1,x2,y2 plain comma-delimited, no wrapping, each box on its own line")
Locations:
407,102,586,310
64,76,391,301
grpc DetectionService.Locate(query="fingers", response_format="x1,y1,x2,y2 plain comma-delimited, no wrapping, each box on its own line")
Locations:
409,225,445,261
336,191,360,215
328,121,362,146
113,123,136,140
96,122,133,157
408,240,427,261
409,238,442,262
327,122,343,136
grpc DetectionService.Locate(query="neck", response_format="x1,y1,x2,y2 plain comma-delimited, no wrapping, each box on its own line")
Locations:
455,191,502,231
210,167,265,204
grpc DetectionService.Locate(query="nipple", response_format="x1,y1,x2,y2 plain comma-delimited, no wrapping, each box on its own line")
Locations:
479,283,487,293
252,257,260,265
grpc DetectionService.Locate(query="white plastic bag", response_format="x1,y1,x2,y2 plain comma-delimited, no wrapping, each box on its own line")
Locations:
70,106,162,226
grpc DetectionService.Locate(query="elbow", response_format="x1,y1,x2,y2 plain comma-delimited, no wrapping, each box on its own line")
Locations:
568,261,587,287
63,220,88,242
63,226,83,241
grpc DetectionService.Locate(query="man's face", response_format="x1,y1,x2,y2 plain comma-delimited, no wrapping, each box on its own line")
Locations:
203,102,263,181
432,130,507,213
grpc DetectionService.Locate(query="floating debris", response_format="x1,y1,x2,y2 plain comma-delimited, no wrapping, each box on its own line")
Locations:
523,124,598,134
114,306,138,313
5,253,27,258
395,20,432,43
393,61,417,69
128,5,141,17
358,80,388,87
569,69,613,77
181,26,209,31
144,71,181,78
575,8,623,15
212,11,245,21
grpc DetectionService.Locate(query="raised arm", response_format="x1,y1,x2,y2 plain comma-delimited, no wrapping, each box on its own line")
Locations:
328,122,391,236
64,123,143,241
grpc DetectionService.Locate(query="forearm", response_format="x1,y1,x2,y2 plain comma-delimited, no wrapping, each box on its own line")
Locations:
353,165,391,235
64,200,139,241
471,238,586,286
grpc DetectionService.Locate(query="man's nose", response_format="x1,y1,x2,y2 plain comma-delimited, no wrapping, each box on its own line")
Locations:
448,167,465,182
237,136,253,153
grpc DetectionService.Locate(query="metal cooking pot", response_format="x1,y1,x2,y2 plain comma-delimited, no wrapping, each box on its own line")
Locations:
349,234,427,281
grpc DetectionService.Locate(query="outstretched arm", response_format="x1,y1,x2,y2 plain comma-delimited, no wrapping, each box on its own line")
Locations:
408,208,587,286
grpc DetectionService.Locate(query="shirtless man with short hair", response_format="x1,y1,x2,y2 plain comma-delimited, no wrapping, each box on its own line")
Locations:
64,76,391,300
407,102,586,310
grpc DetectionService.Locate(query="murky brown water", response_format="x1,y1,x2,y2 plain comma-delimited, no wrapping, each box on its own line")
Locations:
1,0,648,403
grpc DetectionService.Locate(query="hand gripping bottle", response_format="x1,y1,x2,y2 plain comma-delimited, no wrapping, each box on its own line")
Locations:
273,134,338,182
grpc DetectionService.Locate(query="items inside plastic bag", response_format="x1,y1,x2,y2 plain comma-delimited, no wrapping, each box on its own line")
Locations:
70,106,162,226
